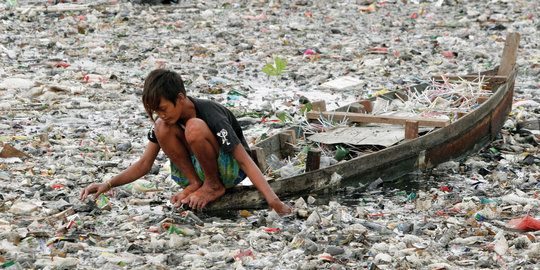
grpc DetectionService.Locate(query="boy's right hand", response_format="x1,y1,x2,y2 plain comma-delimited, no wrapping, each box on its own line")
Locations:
79,183,110,201
269,201,291,215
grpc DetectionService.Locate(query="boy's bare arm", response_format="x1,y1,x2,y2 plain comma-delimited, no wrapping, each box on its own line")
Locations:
232,144,291,215
79,142,161,200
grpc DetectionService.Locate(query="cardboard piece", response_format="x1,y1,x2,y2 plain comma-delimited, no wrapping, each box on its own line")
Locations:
0,144,30,158
319,76,364,90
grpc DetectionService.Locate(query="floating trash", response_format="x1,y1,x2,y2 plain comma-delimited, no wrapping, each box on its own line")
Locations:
0,0,538,269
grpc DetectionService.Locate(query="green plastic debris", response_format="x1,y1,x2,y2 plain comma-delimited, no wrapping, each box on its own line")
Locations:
406,192,416,201
168,224,185,235
123,180,157,192
228,90,247,97
300,145,311,155
480,62,493,67
333,146,349,161
395,191,407,196
2,261,15,268
96,193,111,210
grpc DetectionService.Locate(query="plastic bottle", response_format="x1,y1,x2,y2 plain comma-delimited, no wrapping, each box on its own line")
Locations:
266,154,285,170
320,157,337,168
333,146,349,161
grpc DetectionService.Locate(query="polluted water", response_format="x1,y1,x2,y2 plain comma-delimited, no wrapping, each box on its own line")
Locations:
1,0,539,269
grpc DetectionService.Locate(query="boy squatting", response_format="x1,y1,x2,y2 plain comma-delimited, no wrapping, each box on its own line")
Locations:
80,69,291,215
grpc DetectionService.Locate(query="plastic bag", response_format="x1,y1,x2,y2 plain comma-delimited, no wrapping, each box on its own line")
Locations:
507,215,540,231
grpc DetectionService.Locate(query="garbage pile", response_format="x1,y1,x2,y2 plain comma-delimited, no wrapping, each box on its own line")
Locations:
1,0,539,269
402,77,491,121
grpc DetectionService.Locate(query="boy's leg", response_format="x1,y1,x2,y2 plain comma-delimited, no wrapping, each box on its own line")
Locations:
181,118,225,210
154,119,202,203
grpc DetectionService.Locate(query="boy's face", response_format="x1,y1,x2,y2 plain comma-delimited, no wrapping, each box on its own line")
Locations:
154,94,183,125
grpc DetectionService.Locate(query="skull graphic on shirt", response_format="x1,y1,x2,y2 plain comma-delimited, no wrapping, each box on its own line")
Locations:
217,129,230,145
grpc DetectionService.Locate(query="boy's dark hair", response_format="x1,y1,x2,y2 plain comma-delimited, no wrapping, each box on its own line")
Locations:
142,69,186,122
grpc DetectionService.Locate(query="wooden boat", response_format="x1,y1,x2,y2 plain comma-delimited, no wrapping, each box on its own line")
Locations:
205,33,520,212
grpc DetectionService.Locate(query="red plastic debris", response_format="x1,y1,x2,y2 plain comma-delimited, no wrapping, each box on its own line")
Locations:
234,250,255,260
305,49,315,55
358,3,376,12
440,185,451,192
264,228,281,233
410,13,418,19
442,51,454,58
367,213,390,218
53,62,71,68
507,215,540,231
66,220,76,229
319,254,334,261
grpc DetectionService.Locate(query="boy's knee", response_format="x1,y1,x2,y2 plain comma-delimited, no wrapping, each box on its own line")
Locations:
154,119,175,140
185,118,211,144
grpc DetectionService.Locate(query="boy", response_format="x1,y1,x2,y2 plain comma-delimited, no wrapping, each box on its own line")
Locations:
79,69,291,215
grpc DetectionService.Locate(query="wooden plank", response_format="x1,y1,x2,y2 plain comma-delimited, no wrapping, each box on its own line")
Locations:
349,102,366,113
312,100,326,112
477,97,489,104
306,111,450,127
281,129,297,144
38,207,75,222
279,132,295,158
405,120,419,140
358,100,372,113
306,149,321,172
348,103,364,113
497,33,520,77
250,147,268,172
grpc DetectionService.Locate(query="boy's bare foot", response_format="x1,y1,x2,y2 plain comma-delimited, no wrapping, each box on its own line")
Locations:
181,183,225,210
170,182,201,207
